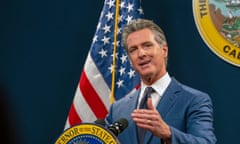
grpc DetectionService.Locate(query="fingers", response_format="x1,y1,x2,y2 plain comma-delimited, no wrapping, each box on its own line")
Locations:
132,109,170,138
131,110,160,132
132,109,157,115
131,108,163,126
147,98,154,110
131,109,159,124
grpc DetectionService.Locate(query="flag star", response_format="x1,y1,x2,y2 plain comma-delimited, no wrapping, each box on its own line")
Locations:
98,48,107,58
107,0,115,9
120,54,128,64
108,64,115,73
102,24,111,33
118,15,123,23
119,66,126,76
101,36,110,45
111,52,119,59
116,79,124,88
128,69,136,78
117,27,122,34
138,8,144,14
126,15,133,24
106,11,114,21
112,40,120,47
120,1,125,8
93,35,98,43
127,3,134,12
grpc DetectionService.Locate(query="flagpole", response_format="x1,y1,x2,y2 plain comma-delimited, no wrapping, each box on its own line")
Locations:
110,0,121,104
110,0,120,104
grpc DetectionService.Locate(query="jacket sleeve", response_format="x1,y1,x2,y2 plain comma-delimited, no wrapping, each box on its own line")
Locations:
169,94,217,144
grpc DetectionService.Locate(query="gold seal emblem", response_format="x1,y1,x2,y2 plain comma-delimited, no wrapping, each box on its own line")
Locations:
55,123,119,144
193,0,240,66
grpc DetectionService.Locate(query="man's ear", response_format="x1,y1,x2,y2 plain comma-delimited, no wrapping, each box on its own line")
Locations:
162,45,168,57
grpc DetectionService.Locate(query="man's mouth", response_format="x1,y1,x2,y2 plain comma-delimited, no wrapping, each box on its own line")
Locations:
139,60,151,68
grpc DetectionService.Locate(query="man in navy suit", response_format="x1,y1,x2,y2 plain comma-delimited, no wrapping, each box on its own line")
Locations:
105,19,216,144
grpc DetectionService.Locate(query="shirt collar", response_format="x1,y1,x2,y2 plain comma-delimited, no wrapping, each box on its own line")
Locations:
141,72,171,96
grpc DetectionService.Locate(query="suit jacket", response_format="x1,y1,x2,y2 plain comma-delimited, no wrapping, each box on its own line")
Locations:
106,78,216,144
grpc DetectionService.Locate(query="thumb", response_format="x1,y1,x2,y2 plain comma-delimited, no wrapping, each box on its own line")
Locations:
147,97,154,110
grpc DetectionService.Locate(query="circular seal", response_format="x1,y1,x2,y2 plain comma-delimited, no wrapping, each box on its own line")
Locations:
193,0,240,66
55,123,119,144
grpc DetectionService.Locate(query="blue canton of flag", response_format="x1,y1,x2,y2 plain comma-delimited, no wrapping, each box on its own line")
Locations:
90,0,144,100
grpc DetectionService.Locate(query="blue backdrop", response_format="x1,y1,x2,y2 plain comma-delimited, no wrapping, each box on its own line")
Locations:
1,0,239,143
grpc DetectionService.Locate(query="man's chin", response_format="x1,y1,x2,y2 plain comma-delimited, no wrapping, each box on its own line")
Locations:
140,73,154,84
140,70,152,77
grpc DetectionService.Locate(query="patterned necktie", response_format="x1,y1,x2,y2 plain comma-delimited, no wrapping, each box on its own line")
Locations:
137,87,154,144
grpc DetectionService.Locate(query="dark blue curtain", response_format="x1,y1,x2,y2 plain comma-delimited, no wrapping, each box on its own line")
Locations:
1,0,239,143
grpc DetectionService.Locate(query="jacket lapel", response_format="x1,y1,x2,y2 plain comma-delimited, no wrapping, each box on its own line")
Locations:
144,78,181,143
156,78,181,118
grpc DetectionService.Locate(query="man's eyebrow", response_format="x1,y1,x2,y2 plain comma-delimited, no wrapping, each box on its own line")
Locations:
142,41,152,45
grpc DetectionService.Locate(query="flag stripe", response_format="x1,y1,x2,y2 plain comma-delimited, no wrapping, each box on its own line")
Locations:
68,104,82,126
73,86,97,122
64,119,70,129
84,54,111,109
80,71,108,119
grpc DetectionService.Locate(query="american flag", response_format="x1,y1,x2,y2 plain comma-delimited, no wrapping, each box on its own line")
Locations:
65,0,144,129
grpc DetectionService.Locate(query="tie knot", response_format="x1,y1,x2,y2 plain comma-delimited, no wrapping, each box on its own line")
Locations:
144,87,154,98
139,87,154,109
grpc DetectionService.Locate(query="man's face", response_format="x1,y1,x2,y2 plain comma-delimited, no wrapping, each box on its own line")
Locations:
126,28,168,84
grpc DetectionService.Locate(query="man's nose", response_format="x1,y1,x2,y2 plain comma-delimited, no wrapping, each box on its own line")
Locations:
138,48,146,57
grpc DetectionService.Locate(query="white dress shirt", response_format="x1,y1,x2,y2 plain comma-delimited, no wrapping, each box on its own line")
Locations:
137,73,171,108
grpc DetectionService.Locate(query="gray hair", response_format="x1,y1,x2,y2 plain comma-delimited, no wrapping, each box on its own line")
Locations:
122,19,167,50
122,19,168,65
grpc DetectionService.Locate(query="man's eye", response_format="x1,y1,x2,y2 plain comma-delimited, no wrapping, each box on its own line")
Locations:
143,44,152,49
146,43,153,47
128,48,136,53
